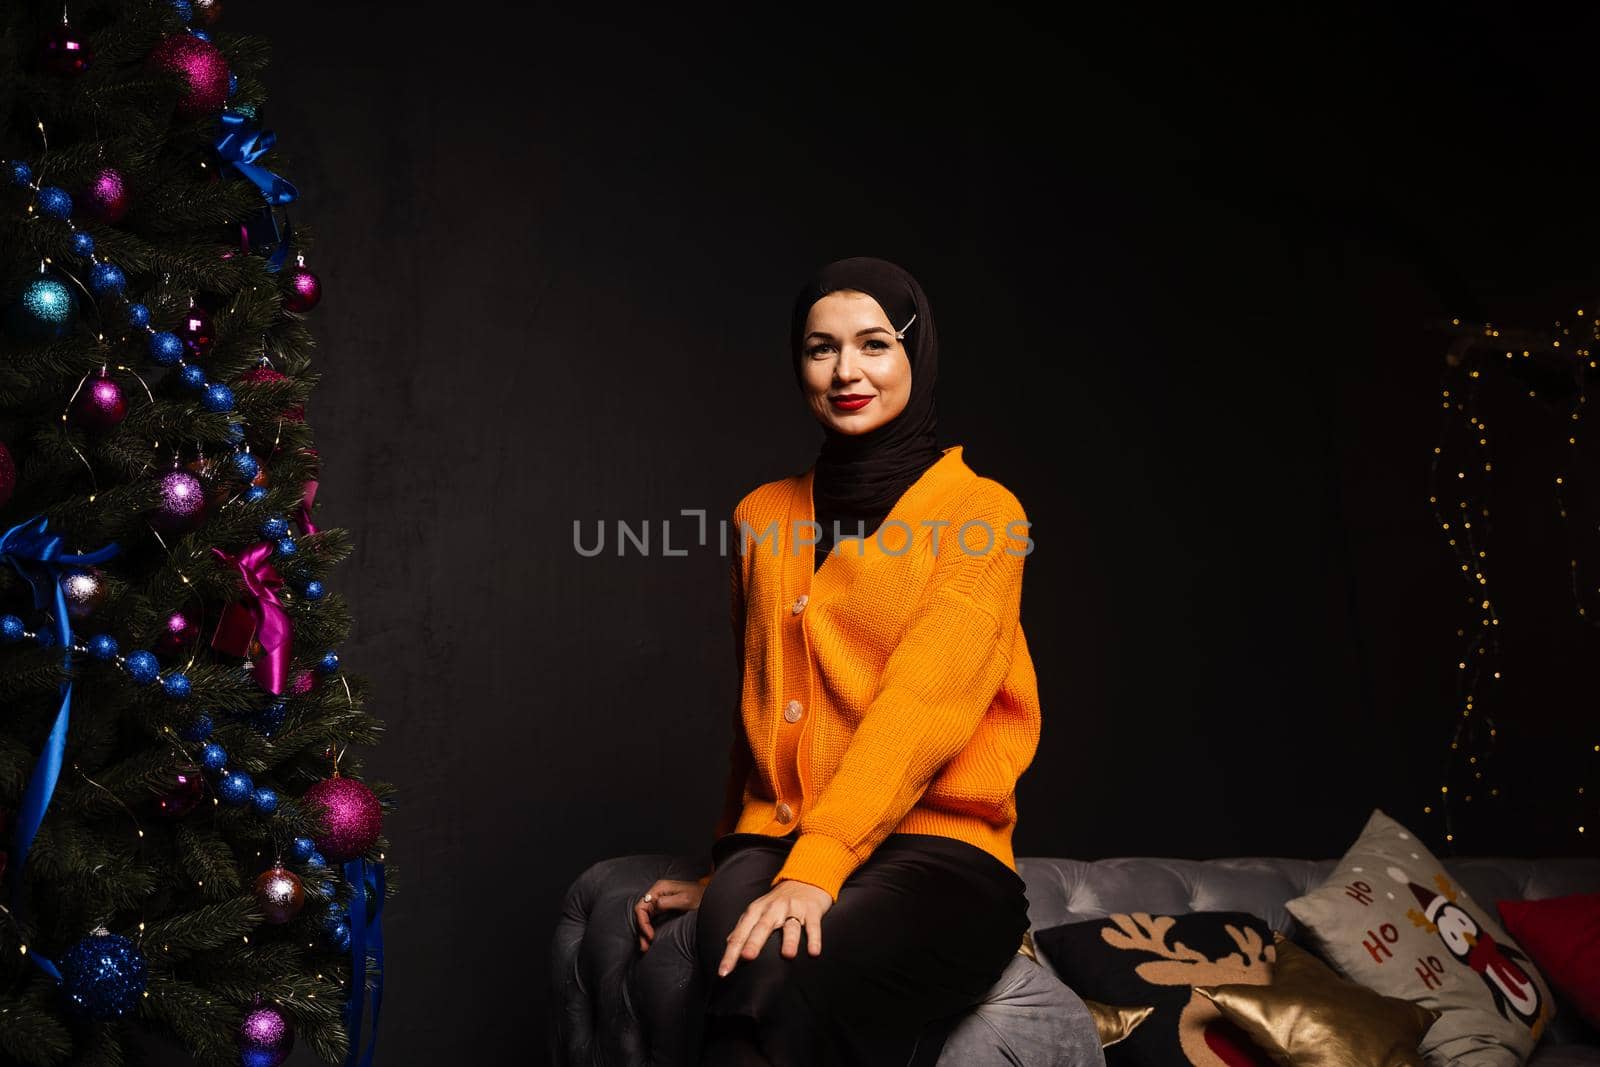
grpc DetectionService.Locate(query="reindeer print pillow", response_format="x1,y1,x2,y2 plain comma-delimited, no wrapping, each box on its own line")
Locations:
1034,910,1277,1066
1285,808,1555,1066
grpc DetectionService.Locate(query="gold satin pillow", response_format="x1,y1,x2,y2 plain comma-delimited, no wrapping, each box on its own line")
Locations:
1017,930,1153,1047
1082,1000,1155,1047
1194,934,1439,1067
1018,928,1037,962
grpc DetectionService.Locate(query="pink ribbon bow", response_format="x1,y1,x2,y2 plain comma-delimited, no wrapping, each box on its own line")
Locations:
298,477,319,536
211,541,292,695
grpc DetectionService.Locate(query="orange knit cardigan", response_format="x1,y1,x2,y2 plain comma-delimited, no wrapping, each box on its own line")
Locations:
699,444,1041,901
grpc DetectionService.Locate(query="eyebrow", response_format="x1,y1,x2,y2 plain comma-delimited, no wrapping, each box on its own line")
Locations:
805,327,893,341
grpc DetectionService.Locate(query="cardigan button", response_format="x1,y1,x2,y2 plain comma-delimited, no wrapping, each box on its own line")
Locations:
775,802,793,824
791,594,808,615
784,700,803,723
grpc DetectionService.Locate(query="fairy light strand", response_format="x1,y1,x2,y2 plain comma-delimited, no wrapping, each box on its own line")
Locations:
1430,310,1599,845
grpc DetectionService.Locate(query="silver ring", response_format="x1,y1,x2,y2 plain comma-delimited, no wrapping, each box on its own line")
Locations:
642,893,653,904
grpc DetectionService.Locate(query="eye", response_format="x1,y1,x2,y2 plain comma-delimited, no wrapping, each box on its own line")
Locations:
864,339,890,351
805,343,833,357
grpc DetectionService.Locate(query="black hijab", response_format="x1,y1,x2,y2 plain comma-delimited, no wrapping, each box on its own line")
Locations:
789,257,944,567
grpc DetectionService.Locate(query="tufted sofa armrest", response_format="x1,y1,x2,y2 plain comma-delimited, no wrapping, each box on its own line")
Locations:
551,853,1107,1066
551,853,708,1066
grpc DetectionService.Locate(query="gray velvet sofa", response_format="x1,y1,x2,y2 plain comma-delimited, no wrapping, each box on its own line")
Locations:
550,851,1600,1065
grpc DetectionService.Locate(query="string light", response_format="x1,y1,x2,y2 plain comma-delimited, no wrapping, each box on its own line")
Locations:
1431,311,1598,846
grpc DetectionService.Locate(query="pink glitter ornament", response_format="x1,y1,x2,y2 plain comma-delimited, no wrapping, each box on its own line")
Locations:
147,33,230,119
238,1002,294,1067
82,167,129,224
238,366,305,421
178,302,214,359
70,374,129,432
153,469,206,532
158,611,200,655
60,567,108,620
288,668,316,696
154,766,206,819
302,777,382,862
39,20,92,76
253,864,305,924
282,265,321,312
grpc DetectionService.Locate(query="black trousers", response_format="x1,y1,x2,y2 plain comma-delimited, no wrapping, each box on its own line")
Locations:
695,830,1029,1067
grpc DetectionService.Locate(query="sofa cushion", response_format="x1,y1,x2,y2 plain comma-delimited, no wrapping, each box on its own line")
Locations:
1498,894,1600,1031
1034,910,1275,1065
1285,809,1556,1066
1195,934,1439,1067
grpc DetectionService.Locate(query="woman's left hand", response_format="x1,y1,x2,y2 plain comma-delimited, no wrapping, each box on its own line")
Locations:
717,878,833,977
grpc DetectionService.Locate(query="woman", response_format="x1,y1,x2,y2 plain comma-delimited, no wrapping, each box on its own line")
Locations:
634,256,1042,1066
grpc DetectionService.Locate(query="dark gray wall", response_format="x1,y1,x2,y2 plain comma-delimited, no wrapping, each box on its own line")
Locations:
225,4,1599,1062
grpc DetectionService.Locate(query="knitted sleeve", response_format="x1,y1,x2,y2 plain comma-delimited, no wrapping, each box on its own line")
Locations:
700,507,754,887
771,483,1030,900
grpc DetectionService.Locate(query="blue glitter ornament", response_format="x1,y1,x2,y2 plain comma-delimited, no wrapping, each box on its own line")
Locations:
274,537,297,557
319,651,340,673
225,420,246,444
219,770,254,805
200,742,228,771
251,787,278,814
260,515,289,539
178,365,208,389
16,277,76,338
180,713,213,742
291,835,316,861
161,672,191,699
70,231,95,257
88,262,126,296
232,452,259,480
244,485,268,502
127,303,150,328
303,579,325,601
252,700,288,737
190,28,211,41
325,919,352,953
201,382,234,412
34,628,55,648
149,331,185,365
172,0,193,18
307,850,327,869
0,615,25,642
228,71,238,97
37,186,72,218
125,649,160,684
7,160,32,186
60,932,147,1020
87,633,119,660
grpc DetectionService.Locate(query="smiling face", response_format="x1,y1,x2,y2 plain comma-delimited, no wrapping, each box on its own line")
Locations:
799,290,912,436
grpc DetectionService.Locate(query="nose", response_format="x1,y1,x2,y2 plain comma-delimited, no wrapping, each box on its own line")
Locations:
832,347,862,384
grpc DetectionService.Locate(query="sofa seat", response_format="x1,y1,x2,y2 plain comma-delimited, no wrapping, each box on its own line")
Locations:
550,851,1600,1065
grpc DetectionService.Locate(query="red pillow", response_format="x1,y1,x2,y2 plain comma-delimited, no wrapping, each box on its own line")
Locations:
1497,893,1600,1028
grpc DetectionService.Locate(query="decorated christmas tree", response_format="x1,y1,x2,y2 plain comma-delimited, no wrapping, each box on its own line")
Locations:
0,2,392,1064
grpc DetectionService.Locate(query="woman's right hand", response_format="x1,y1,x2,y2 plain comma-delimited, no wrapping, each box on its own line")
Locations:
635,878,707,952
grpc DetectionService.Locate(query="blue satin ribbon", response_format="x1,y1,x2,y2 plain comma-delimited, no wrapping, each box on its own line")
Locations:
214,110,299,206
0,516,120,982
343,858,386,1067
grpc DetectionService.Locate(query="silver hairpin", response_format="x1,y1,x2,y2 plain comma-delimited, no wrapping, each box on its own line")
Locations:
895,313,917,341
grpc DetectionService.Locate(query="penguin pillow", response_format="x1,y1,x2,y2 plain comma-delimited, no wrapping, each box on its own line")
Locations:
1285,809,1554,1066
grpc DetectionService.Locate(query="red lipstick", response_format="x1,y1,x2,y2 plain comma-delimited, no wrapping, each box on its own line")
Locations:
830,394,873,411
